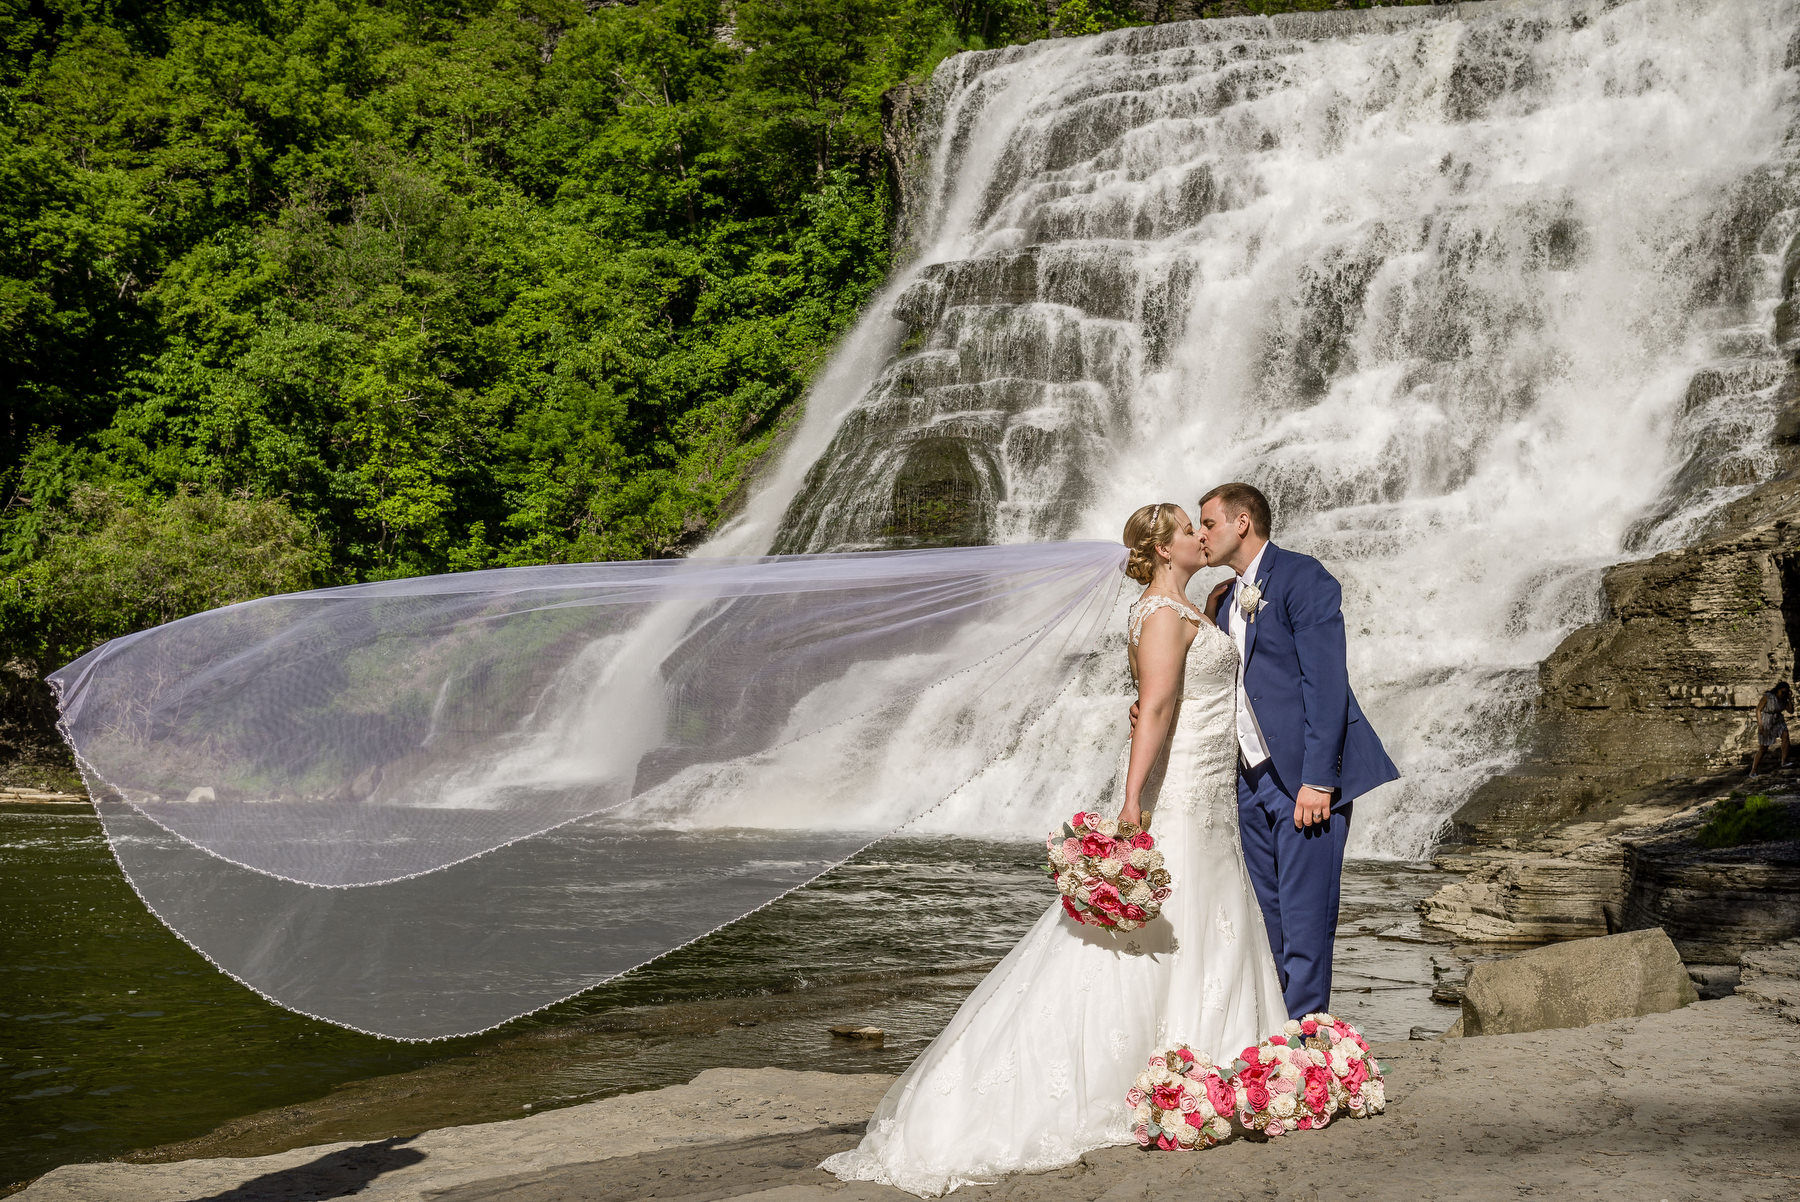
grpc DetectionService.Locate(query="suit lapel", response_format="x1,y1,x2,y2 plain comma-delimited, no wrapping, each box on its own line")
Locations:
1242,542,1277,667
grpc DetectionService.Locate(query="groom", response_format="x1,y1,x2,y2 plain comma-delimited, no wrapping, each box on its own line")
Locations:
1197,483,1398,1020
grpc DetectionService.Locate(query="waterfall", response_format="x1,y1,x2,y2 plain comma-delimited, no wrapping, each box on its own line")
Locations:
703,0,1800,859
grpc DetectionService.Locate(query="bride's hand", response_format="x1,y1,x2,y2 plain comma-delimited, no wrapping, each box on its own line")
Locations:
1120,799,1143,830
1205,579,1231,620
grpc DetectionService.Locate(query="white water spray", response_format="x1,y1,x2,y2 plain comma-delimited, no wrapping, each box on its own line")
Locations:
705,0,1800,858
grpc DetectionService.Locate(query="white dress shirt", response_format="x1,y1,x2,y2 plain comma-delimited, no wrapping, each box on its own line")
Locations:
1229,544,1271,769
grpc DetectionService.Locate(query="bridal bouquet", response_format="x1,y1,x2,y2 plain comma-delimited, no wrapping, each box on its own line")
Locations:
1126,1046,1236,1150
1229,1014,1385,1138
1307,1012,1386,1118
1132,1014,1385,1150
1043,811,1171,932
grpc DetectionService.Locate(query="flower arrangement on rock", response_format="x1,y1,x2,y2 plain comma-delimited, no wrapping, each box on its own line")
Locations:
1132,1013,1385,1149
1044,811,1171,932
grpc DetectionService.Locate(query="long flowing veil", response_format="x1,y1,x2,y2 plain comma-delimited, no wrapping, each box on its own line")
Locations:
49,541,1127,1039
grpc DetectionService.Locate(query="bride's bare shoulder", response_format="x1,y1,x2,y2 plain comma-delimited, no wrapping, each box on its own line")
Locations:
1129,592,1204,646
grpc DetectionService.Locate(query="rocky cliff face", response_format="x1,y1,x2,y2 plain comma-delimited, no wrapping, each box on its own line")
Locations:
1453,471,1800,844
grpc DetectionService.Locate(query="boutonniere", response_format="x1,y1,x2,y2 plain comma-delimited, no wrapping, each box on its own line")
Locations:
1237,581,1265,623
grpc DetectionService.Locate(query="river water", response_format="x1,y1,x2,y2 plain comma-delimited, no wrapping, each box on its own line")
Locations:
0,800,1454,1188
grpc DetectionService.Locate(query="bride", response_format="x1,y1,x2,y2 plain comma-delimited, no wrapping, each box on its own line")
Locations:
821,503,1289,1196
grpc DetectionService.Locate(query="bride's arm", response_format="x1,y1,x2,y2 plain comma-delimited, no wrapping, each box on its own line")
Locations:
1122,608,1184,829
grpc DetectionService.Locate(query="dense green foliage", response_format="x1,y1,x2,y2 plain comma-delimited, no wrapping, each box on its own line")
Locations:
1,0,1427,755
1697,793,1796,849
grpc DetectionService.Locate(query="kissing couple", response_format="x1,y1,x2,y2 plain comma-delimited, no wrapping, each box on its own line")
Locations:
824,482,1400,1196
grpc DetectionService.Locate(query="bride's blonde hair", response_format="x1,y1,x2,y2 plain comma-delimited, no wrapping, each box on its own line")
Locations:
1122,503,1182,585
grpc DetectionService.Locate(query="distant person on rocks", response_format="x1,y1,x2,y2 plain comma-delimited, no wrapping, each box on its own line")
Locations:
1750,681,1792,776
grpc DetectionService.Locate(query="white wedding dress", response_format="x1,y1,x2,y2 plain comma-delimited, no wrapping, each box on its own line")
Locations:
821,595,1289,1196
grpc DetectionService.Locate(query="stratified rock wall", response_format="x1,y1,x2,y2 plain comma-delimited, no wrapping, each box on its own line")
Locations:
1453,475,1800,843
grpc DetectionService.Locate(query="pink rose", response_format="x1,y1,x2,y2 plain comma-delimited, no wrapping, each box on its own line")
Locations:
1245,1082,1271,1112
1130,830,1154,850
1204,1075,1236,1117
1080,833,1111,857
1303,1068,1331,1113
1186,1109,1206,1128
1061,896,1083,922
1146,1054,1168,1069
1174,1047,1195,1064
1125,1087,1146,1108
1239,1047,1260,1066
1152,1083,1184,1112
1300,1019,1319,1036
1152,887,1171,902
1296,1116,1313,1131
1156,1133,1178,1151
1062,837,1081,862
1268,1035,1286,1047
1345,1058,1370,1089
1121,904,1147,922
1122,864,1145,880
1135,1124,1151,1148
1264,1119,1285,1137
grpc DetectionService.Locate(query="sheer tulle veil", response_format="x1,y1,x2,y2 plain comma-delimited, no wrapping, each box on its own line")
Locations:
49,541,1128,1039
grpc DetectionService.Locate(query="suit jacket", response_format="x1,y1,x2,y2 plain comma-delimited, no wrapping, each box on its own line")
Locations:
1220,542,1399,811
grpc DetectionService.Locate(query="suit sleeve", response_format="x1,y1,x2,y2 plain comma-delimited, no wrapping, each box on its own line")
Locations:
1289,559,1349,792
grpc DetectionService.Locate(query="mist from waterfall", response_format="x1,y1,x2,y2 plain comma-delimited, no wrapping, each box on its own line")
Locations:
693,0,1800,859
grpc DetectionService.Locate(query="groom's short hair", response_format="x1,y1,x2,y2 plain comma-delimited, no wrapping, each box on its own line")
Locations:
1198,482,1271,537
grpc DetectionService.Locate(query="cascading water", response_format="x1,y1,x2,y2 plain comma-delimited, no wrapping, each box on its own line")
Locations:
701,0,1800,858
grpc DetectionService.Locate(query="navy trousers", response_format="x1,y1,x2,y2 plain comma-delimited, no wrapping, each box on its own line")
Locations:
1236,760,1352,1019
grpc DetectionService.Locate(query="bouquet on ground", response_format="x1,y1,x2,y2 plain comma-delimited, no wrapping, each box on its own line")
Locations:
1230,1013,1384,1135
1127,1046,1236,1150
1043,810,1171,931
1308,1012,1386,1117
1133,1013,1385,1149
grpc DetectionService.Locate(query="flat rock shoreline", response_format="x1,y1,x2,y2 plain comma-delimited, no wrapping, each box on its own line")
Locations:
18,995,1800,1202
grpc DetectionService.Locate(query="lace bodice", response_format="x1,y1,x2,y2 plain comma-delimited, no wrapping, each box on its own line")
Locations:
1127,593,1240,700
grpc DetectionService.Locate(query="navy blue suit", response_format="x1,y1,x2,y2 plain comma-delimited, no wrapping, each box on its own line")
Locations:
1220,543,1399,1019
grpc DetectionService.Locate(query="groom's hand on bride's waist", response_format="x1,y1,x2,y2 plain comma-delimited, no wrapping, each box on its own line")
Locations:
1294,785,1335,830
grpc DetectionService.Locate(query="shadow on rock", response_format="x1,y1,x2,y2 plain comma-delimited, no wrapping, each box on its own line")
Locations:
189,1135,424,1201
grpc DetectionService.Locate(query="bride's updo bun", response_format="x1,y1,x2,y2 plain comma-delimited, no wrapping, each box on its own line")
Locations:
1122,503,1182,584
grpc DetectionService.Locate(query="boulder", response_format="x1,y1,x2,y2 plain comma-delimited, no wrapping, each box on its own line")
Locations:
1459,928,1698,1037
